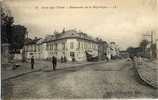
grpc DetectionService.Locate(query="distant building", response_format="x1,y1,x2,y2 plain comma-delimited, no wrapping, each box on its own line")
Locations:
145,41,158,59
23,37,41,59
106,42,120,59
119,51,129,58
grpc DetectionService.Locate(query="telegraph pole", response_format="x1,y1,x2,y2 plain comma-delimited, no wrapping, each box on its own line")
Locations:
151,31,154,59
143,31,154,59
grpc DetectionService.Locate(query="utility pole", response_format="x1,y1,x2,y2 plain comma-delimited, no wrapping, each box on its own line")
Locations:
151,31,154,59
143,31,154,59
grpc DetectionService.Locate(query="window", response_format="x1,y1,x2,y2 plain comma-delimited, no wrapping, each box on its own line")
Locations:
91,43,92,49
70,42,74,49
51,43,53,50
62,43,65,50
49,44,51,50
82,42,84,50
33,45,35,51
70,52,75,57
55,43,57,50
50,44,51,50
85,42,87,49
35,45,37,52
46,44,49,50
52,44,54,50
38,46,40,51
77,41,80,50
29,52,33,56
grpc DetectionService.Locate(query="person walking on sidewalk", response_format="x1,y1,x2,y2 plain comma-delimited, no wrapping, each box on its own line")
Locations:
52,56,57,71
31,56,34,69
105,52,109,62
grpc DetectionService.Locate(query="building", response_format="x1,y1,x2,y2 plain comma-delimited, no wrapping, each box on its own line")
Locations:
106,42,120,59
43,29,99,61
23,29,108,61
23,37,41,59
23,29,123,61
144,40,158,59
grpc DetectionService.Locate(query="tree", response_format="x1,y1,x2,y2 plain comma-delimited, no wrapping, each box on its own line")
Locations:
1,8,14,43
139,39,149,56
139,39,149,48
1,7,27,54
10,25,27,53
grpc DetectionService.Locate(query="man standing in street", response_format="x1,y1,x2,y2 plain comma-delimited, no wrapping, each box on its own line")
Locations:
52,56,57,71
31,56,34,69
105,52,109,62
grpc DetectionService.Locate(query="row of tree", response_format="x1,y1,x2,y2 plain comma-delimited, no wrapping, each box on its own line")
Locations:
1,7,27,53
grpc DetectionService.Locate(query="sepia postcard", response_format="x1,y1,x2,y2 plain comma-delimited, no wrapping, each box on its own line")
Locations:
1,0,158,99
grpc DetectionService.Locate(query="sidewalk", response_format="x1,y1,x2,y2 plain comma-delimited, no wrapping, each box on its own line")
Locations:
1,60,105,81
135,59,158,88
152,59,158,64
1,61,43,81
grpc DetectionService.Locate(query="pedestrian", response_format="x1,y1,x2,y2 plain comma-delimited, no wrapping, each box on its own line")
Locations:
137,56,143,65
52,56,57,71
31,56,34,69
133,56,137,62
61,56,63,63
105,53,109,62
64,56,67,63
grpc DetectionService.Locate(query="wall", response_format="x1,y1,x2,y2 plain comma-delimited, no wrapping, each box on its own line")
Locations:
1,43,10,64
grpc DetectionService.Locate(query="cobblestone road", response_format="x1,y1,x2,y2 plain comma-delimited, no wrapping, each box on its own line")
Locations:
2,59,158,99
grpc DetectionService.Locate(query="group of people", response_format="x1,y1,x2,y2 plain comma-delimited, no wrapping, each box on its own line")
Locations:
128,54,143,66
60,56,67,63
30,56,58,71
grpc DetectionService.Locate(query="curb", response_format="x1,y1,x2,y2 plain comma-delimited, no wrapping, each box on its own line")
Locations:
63,61,105,68
2,61,105,81
2,69,42,81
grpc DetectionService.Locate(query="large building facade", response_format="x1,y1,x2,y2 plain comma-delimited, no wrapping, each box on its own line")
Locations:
23,29,107,61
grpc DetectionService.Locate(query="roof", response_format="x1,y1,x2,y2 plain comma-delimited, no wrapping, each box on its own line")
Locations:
24,29,108,45
24,38,32,45
24,38,41,45
43,29,101,43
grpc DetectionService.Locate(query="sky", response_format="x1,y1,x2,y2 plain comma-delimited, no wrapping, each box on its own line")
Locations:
2,0,158,50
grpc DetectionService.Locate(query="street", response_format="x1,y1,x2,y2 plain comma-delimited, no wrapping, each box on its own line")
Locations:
2,59,158,99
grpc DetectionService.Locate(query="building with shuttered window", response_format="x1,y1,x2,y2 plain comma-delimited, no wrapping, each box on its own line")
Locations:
23,29,108,61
